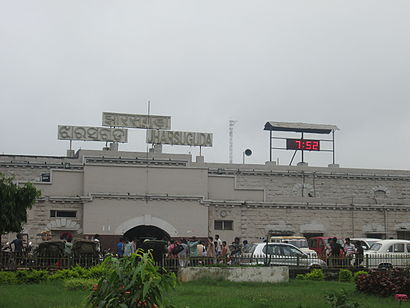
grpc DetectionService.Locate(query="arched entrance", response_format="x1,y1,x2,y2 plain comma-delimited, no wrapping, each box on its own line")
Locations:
115,215,178,241
124,225,170,241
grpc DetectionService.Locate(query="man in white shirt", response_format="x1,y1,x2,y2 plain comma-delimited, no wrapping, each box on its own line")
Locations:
343,238,356,266
215,234,223,256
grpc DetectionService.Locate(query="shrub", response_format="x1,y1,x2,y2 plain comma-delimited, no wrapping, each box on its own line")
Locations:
15,270,48,284
356,268,410,297
325,290,360,308
88,250,176,308
304,269,324,281
295,274,305,280
87,261,112,279
0,271,18,284
353,271,368,283
339,269,353,282
49,268,81,280
64,278,98,291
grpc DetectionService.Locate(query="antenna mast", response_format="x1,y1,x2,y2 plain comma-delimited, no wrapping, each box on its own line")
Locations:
229,120,237,163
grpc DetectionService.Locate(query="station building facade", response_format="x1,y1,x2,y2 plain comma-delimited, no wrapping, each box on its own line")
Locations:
2,148,410,249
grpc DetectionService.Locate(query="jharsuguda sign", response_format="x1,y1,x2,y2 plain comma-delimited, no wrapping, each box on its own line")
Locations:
58,125,128,143
102,112,171,130
146,129,213,147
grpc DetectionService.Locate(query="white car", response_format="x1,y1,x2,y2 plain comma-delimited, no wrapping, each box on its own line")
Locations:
270,236,318,258
243,242,327,269
350,238,381,250
364,239,410,269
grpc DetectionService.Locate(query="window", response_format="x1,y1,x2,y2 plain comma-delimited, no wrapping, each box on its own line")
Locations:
214,220,233,230
263,244,281,255
282,245,304,257
388,244,405,253
50,210,77,218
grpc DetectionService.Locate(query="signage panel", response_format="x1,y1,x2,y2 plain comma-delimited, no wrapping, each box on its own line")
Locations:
58,125,128,143
146,129,213,147
102,112,171,130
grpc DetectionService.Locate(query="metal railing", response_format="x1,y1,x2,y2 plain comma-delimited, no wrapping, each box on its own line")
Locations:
2,251,410,271
0,251,99,270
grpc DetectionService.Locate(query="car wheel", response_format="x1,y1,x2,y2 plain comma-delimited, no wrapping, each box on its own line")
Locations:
378,263,393,269
309,264,321,270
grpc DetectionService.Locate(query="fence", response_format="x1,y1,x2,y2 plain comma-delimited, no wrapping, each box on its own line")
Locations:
2,251,410,271
0,251,99,270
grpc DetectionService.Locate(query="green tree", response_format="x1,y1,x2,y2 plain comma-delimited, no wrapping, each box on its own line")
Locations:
0,173,41,235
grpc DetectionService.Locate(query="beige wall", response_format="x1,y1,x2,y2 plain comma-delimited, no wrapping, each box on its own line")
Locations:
83,165,208,196
82,199,208,237
35,170,83,196
208,176,264,201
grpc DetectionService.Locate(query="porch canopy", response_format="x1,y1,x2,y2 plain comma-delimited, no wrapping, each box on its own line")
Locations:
264,121,339,134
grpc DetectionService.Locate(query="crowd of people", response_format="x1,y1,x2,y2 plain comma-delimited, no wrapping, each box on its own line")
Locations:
111,234,254,266
326,237,364,267
164,235,252,266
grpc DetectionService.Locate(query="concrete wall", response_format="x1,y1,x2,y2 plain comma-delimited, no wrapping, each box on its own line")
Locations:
178,266,289,283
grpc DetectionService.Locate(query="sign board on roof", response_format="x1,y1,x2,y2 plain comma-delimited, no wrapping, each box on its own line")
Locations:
58,125,128,143
102,112,171,130
146,129,213,147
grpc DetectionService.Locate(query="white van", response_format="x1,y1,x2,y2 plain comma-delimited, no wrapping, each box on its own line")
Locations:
270,236,317,258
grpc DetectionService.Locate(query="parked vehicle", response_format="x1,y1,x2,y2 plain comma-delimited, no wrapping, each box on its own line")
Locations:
33,240,67,268
350,238,381,251
364,239,410,269
307,237,343,259
270,236,317,258
243,242,327,269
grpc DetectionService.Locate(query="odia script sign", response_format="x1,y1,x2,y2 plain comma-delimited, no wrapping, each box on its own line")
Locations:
58,125,128,143
102,112,171,130
146,129,213,147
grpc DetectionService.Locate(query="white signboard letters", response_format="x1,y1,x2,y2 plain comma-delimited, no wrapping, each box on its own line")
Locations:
146,129,213,147
102,112,171,130
58,125,128,143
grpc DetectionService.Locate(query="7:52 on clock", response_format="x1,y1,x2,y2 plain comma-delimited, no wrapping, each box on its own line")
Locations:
286,139,320,151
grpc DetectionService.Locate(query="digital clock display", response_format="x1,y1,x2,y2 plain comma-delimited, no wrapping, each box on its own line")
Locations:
286,139,320,151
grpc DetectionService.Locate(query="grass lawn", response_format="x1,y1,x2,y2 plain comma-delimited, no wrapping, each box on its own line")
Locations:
0,279,405,308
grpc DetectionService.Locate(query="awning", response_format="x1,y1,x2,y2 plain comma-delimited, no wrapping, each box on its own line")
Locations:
264,122,339,134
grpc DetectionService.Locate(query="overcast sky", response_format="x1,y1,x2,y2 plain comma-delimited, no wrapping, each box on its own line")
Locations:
1,1,410,170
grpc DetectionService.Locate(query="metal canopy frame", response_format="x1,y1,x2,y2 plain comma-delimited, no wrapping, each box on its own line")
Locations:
264,121,339,165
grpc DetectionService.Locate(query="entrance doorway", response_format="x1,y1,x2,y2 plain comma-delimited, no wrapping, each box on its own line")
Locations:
123,225,170,242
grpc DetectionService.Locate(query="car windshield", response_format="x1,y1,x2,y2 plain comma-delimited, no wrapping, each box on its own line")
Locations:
287,239,308,248
369,243,382,251
366,240,380,247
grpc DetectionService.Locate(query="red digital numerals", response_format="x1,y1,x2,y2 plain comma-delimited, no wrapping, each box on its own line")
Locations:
287,139,320,151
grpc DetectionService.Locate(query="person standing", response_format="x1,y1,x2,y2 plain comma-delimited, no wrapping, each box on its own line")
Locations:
187,237,199,266
178,239,189,267
116,237,125,257
221,241,230,263
343,238,356,267
123,238,134,257
330,237,342,267
230,237,242,265
10,234,23,253
207,237,216,258
197,241,205,257
354,241,364,267
187,237,199,257
93,234,101,253
215,234,223,256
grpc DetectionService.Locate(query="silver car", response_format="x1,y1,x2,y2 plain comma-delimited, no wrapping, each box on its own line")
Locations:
243,242,327,269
